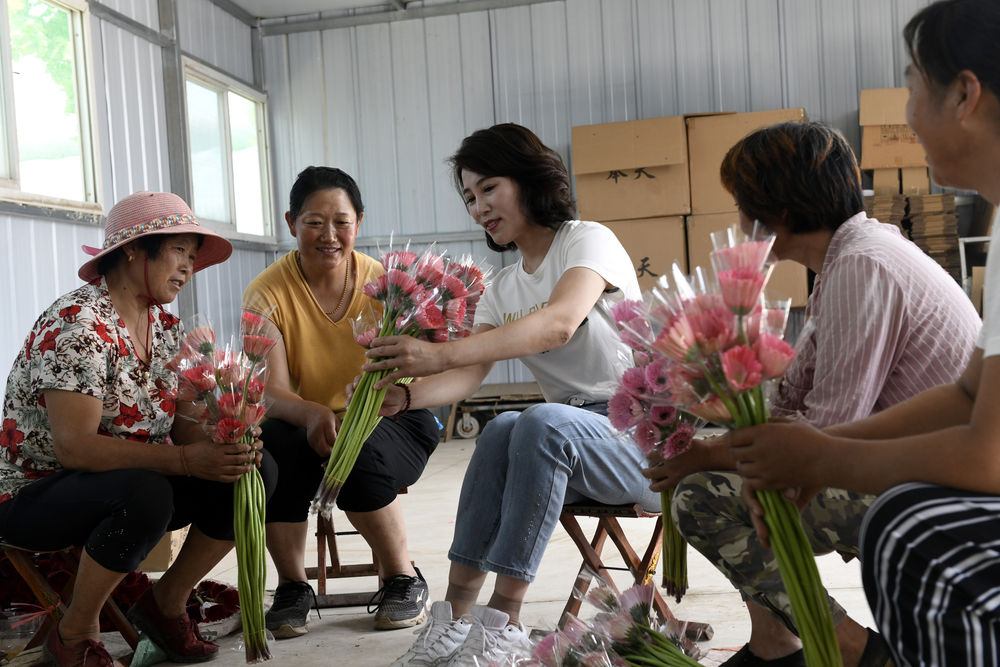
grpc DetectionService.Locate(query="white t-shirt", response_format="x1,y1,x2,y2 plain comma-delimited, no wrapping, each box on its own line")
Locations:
977,218,1000,357
474,220,641,403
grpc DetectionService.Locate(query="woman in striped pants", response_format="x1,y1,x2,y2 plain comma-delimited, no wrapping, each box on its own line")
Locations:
727,1,1000,664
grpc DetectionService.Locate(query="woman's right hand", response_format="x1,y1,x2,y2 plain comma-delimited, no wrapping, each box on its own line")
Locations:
183,440,259,483
304,404,338,457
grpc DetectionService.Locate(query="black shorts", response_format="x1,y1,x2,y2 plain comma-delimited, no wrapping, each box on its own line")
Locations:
261,408,439,518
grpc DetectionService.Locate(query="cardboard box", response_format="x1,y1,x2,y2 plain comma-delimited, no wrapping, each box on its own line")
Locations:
859,88,927,169
140,528,188,572
901,167,930,195
686,212,809,307
603,217,687,291
572,116,690,220
872,168,900,195
686,108,807,215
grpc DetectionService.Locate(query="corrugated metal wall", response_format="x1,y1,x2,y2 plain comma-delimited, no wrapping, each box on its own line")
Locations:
0,0,266,372
261,0,933,383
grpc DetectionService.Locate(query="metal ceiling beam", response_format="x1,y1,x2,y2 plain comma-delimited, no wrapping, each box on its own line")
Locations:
205,0,258,26
259,0,551,35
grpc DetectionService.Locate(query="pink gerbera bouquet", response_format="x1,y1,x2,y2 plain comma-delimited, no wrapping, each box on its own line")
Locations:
607,298,701,603
313,247,488,517
640,223,839,666
169,310,280,663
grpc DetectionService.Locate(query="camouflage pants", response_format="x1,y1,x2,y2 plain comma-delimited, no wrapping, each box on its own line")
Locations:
672,471,876,634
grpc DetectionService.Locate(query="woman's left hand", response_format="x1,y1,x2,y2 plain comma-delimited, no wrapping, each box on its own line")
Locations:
364,336,444,387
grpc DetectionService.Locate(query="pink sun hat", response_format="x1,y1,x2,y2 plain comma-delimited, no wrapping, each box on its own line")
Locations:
79,191,233,282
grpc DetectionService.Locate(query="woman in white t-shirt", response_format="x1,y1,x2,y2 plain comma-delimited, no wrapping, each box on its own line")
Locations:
366,123,660,666
726,1,1000,664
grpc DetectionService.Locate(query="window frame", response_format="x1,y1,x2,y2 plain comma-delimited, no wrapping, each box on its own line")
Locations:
182,56,273,241
0,0,102,214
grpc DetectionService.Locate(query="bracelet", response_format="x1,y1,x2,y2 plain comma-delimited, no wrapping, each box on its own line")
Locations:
396,382,412,414
179,445,191,477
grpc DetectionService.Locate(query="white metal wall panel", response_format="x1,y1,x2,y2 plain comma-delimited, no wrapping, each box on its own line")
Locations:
178,0,254,84
356,23,400,239
390,20,435,238
95,21,171,203
99,0,159,31
424,15,473,234
194,246,273,339
262,33,295,243
817,0,861,147
321,27,361,187
0,215,103,372
744,0,784,111
708,0,751,113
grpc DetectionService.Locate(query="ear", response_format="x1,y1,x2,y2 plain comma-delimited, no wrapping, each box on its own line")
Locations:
953,70,983,123
356,211,364,228
284,211,297,238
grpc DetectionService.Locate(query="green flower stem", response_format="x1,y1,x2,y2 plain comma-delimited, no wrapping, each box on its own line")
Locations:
233,445,270,663
660,488,687,603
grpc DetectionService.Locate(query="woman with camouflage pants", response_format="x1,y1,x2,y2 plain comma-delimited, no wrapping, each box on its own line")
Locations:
645,122,981,667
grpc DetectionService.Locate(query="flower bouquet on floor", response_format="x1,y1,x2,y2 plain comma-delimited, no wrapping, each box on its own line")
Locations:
169,310,281,663
530,581,704,666
607,298,702,603
643,223,840,666
312,247,489,518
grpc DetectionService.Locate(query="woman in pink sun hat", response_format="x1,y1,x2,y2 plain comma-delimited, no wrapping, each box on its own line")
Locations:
0,191,276,666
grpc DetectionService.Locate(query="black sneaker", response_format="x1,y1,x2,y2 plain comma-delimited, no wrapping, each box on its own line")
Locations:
368,567,429,630
265,581,318,639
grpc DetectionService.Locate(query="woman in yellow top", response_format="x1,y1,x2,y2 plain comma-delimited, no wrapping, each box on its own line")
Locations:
242,166,439,637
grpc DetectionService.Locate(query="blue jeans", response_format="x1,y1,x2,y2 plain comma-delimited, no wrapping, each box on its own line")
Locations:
448,403,659,582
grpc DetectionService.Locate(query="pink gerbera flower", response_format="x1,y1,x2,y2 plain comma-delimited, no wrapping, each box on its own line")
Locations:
620,367,647,395
632,418,660,456
354,327,379,348
661,421,696,459
721,345,764,392
240,311,269,337
688,396,733,423
243,334,276,363
242,402,267,427
245,376,265,403
649,403,677,427
181,364,216,393
608,390,645,431
184,325,216,356
711,240,773,273
643,359,671,394
754,333,796,378
718,268,767,315
652,314,696,362
380,249,418,271
687,306,737,355
218,391,244,418
213,417,248,443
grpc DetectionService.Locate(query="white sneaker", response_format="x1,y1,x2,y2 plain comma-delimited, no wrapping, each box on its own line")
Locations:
391,601,473,666
445,605,532,667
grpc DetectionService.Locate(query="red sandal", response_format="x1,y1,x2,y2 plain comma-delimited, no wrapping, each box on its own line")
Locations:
126,588,219,663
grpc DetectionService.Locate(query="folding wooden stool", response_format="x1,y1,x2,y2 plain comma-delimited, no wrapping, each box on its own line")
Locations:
0,543,139,654
558,503,670,627
305,488,410,608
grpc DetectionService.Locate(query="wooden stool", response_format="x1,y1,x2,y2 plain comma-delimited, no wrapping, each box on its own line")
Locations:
0,544,139,654
305,488,410,608
558,503,670,627
304,513,381,608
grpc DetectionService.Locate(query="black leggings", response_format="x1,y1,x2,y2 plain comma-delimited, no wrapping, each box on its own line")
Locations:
0,452,277,573
262,409,439,519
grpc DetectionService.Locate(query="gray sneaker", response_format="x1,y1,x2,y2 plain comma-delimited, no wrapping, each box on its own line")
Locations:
265,581,317,639
369,567,429,630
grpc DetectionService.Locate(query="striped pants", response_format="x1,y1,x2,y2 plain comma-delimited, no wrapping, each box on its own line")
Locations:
861,483,1000,666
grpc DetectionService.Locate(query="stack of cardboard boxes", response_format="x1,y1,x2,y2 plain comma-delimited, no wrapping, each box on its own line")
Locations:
572,109,810,306
859,87,930,195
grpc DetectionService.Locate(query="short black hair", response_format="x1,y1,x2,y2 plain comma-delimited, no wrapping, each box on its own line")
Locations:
720,121,863,234
904,0,1000,99
288,166,365,220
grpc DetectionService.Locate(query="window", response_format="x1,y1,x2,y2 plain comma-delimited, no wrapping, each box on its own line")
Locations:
0,0,97,204
183,59,271,237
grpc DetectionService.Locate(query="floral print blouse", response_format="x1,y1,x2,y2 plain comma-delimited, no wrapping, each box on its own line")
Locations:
0,278,182,501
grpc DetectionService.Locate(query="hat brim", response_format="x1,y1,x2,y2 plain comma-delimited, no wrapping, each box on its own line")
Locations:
78,225,234,282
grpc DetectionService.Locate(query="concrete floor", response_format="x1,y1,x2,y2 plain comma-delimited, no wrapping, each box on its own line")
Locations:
19,436,876,666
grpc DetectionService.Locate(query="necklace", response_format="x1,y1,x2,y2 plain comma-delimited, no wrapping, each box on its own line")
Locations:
298,251,352,317
326,254,352,316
